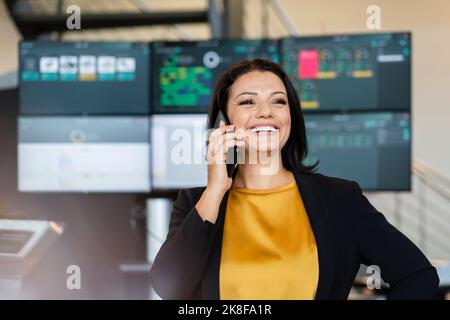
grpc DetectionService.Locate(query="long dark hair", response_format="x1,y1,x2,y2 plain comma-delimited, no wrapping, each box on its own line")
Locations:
207,59,318,173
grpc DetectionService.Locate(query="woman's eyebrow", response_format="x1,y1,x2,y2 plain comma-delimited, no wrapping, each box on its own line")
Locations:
234,91,286,100
270,91,287,96
234,91,257,100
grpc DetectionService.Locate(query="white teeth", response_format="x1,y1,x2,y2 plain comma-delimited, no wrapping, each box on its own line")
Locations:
248,126,278,133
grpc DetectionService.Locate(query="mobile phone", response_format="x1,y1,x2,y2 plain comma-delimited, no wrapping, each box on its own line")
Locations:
214,110,238,179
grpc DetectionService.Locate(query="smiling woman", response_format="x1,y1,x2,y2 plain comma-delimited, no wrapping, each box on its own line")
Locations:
149,59,439,300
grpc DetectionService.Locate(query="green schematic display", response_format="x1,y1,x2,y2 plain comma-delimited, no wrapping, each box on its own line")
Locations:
151,39,280,114
159,65,213,107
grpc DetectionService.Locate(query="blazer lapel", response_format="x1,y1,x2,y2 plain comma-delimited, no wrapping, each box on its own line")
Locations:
200,189,229,300
293,170,335,300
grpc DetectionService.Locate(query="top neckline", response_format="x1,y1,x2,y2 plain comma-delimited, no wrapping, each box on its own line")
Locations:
231,181,297,194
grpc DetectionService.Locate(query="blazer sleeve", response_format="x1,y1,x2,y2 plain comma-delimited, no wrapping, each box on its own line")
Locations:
149,189,219,299
351,181,440,300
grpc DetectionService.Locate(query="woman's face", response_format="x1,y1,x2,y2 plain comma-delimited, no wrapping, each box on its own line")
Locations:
226,70,291,154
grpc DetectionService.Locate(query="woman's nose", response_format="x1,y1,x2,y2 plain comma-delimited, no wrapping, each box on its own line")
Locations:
255,103,272,118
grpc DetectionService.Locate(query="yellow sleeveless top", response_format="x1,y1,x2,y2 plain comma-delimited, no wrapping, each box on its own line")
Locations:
219,181,319,299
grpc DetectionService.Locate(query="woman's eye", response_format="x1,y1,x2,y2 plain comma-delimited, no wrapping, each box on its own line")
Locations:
273,99,287,105
239,99,254,105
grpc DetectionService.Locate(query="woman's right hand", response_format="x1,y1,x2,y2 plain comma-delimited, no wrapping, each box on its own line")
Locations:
195,121,244,224
205,120,245,194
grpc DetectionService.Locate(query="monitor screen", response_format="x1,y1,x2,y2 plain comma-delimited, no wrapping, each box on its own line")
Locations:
281,32,411,112
151,114,208,189
304,112,411,191
18,116,150,192
19,41,150,115
151,39,280,114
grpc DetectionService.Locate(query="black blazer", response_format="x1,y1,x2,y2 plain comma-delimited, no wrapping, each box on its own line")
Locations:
150,169,439,300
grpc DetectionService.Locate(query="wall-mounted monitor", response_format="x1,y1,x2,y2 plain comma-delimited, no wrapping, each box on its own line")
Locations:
18,116,150,192
151,39,280,114
281,32,411,112
151,114,208,189
19,41,150,115
304,111,411,191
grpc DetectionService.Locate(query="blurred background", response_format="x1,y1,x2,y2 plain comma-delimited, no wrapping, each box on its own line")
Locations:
0,0,449,299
